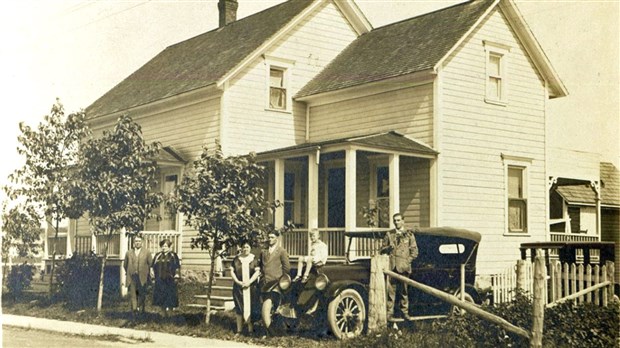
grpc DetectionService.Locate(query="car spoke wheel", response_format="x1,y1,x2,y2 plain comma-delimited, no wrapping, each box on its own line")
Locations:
327,289,366,339
452,290,475,315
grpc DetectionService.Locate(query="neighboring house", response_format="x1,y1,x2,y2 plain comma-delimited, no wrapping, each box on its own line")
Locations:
548,153,620,283
55,0,571,282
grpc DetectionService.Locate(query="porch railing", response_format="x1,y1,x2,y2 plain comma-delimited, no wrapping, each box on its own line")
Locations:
95,233,121,257
74,236,93,254
140,231,182,258
550,232,599,243
282,228,346,258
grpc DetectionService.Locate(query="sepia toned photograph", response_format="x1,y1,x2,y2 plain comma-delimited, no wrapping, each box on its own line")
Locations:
1,1,618,347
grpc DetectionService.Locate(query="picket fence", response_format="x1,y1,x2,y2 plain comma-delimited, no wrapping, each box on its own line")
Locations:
492,260,615,307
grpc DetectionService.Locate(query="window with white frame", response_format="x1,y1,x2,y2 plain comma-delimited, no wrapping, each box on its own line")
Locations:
264,55,294,112
503,154,531,234
484,41,510,105
369,159,390,228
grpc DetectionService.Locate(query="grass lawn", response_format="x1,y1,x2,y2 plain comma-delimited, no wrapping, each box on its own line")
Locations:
2,281,444,348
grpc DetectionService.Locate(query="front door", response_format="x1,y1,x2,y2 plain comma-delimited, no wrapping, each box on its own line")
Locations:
327,167,345,227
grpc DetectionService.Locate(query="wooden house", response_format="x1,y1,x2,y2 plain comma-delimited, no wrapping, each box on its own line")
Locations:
50,0,571,283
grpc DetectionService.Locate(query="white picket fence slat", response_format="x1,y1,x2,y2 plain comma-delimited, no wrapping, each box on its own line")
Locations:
492,261,615,307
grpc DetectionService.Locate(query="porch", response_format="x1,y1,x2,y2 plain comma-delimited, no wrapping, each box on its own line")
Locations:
258,131,438,258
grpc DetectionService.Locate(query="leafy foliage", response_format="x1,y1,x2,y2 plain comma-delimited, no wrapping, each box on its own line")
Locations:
432,290,619,348
4,100,90,293
1,203,42,260
5,263,35,297
170,145,269,255
79,115,162,236
56,252,102,308
78,114,162,311
6,99,90,223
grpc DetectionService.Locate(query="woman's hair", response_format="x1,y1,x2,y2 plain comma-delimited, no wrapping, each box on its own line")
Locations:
159,239,172,248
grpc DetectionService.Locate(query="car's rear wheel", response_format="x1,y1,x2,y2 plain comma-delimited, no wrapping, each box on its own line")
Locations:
452,290,475,315
327,288,366,339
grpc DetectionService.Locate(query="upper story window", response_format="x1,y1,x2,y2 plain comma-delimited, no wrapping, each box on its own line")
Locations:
502,154,531,234
484,41,511,105
270,68,287,110
264,55,294,113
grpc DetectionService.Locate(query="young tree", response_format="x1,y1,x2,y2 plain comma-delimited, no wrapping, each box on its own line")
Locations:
1,203,42,276
5,100,90,293
79,115,161,312
169,145,270,324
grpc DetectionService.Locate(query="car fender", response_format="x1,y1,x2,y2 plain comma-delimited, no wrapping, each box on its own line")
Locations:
326,280,368,300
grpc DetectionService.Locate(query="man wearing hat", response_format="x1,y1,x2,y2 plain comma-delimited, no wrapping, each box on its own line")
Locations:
123,235,153,318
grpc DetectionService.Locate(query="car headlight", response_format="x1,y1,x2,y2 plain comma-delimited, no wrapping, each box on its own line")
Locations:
279,274,291,291
315,274,329,291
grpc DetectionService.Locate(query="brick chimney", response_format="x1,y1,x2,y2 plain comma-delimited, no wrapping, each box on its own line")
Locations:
218,0,238,27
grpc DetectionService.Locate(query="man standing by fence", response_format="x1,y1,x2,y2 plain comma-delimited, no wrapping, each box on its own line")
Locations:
380,213,418,321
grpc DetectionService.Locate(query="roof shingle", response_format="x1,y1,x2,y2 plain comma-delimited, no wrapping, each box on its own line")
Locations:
86,0,315,118
296,0,495,98
557,162,620,207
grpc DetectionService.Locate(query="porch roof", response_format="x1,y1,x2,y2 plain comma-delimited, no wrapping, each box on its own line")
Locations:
256,131,438,160
556,162,620,207
155,146,187,166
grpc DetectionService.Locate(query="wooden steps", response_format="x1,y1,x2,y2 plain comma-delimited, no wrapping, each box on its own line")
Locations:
187,276,235,312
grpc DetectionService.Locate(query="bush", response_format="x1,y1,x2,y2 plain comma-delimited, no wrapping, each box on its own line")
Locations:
432,290,619,348
56,252,102,308
5,263,35,297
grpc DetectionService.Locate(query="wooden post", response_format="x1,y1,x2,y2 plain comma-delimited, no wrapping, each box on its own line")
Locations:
531,255,546,348
368,255,389,332
516,259,525,293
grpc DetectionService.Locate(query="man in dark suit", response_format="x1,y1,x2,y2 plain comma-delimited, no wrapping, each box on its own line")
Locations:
259,231,290,330
380,213,418,321
123,235,153,318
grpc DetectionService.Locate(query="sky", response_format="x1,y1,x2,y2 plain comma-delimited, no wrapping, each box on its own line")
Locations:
0,0,618,196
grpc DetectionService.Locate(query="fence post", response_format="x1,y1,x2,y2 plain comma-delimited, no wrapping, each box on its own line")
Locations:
516,259,525,293
606,261,615,302
531,255,546,348
368,254,389,332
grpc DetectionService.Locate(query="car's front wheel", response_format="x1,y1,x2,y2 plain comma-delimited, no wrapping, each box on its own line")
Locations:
452,289,476,315
327,288,366,339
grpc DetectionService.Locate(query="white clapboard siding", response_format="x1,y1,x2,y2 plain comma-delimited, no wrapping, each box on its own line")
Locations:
310,84,434,146
225,1,359,155
439,8,548,275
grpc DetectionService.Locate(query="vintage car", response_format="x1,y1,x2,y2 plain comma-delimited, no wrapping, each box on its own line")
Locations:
262,227,482,339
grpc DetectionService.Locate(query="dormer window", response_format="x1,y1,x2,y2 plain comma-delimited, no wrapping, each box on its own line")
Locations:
270,67,287,110
484,41,511,105
264,55,294,112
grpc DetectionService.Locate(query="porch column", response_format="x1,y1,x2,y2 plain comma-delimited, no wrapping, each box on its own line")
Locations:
388,154,400,228
345,149,356,231
591,180,601,237
274,159,285,229
119,228,128,297
308,151,319,230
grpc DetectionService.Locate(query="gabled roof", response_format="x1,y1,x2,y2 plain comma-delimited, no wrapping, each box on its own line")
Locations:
557,162,620,207
297,0,567,99
86,0,315,118
256,131,437,159
297,0,496,98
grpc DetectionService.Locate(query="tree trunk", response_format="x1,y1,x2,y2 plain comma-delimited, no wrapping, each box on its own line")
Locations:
368,254,389,332
204,239,218,324
530,255,546,348
48,218,60,297
96,230,111,312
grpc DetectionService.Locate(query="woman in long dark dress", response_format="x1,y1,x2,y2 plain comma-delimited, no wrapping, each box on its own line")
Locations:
229,241,260,335
152,239,180,316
